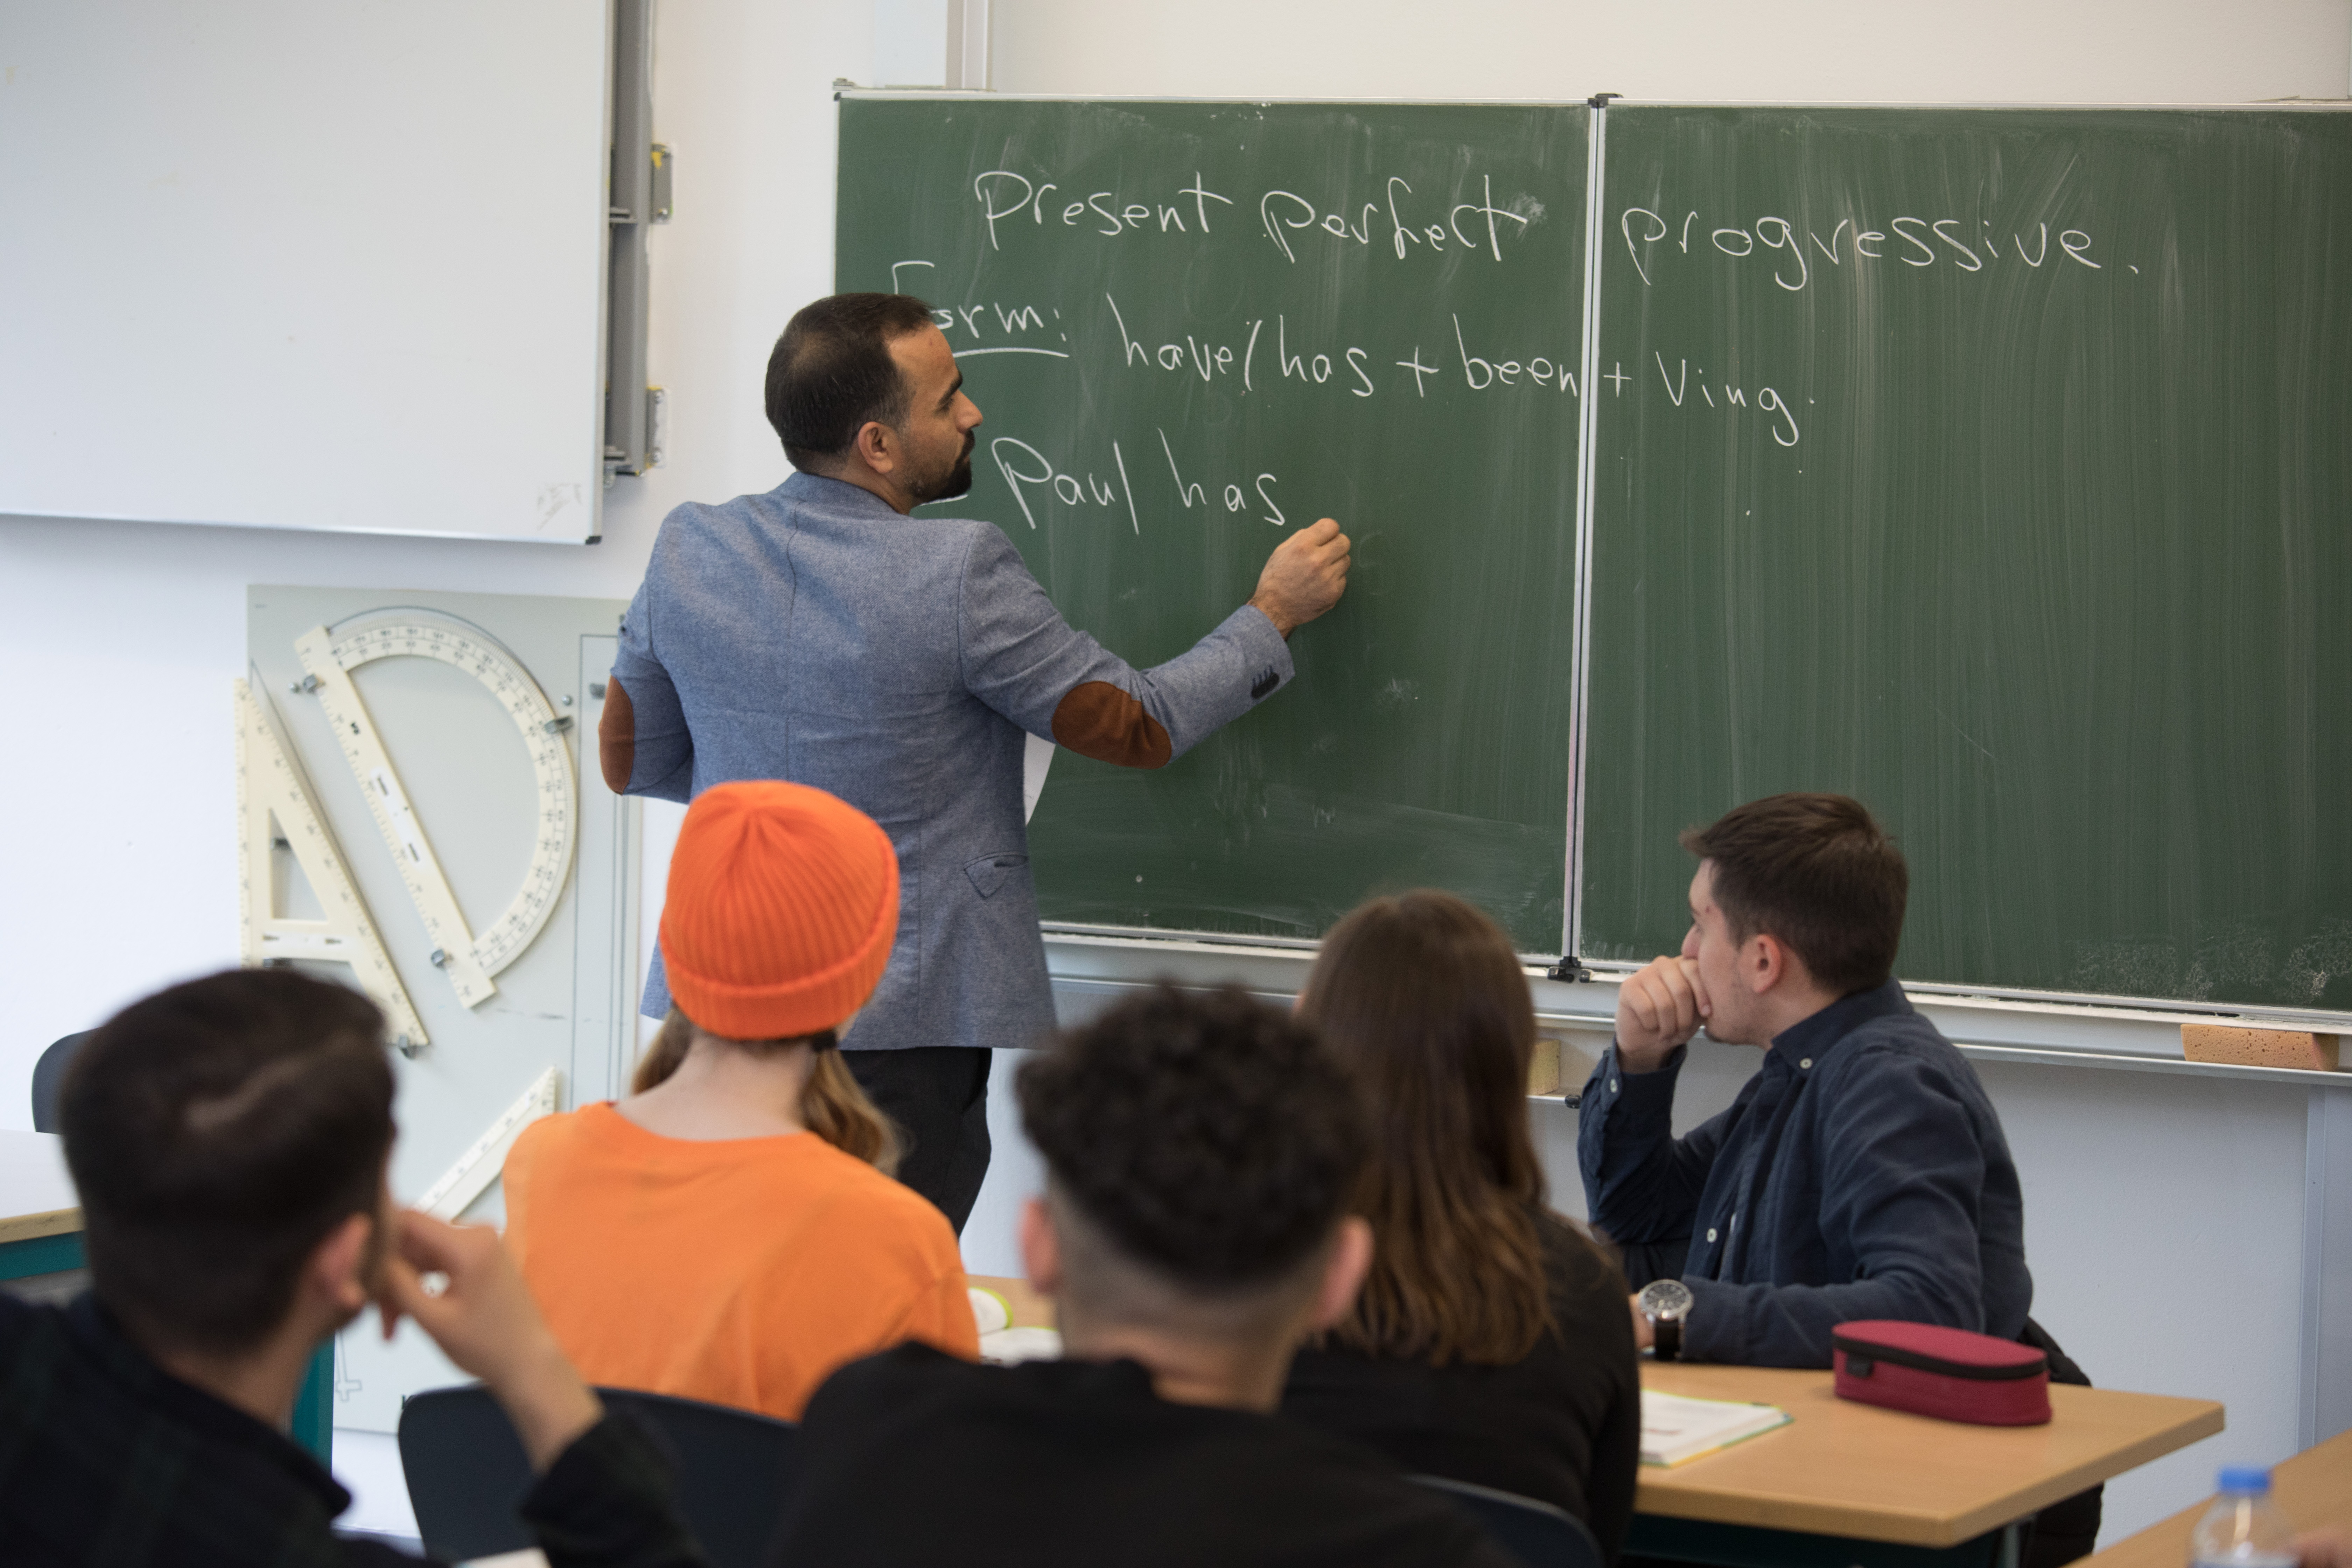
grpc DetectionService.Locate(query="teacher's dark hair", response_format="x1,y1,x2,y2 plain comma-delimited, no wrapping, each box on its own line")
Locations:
59,968,395,1357
1681,791,1909,995
765,293,940,470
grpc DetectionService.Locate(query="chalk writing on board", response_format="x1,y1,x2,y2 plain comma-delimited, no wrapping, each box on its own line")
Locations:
974,170,1237,250
1621,207,2111,289
900,261,1810,450
1259,174,1542,264
972,167,1545,267
1651,356,1802,446
989,430,1284,535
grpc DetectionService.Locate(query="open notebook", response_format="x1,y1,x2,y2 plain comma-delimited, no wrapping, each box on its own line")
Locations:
1640,1389,1793,1467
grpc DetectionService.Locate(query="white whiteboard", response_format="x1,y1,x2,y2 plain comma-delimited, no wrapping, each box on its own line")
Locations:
0,3,612,542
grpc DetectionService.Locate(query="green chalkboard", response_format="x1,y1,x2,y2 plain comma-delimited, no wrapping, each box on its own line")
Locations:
838,98,1590,953
1581,107,2352,1011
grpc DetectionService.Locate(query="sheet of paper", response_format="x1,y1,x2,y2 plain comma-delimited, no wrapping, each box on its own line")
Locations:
1640,1388,1792,1466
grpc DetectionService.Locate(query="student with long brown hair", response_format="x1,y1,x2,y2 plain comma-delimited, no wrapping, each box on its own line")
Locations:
1282,891,1641,1561
502,780,977,1422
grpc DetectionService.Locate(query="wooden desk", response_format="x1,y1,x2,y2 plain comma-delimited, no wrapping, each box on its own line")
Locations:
2086,1426,2352,1568
0,1128,335,1464
967,1273,1055,1330
0,1129,83,1279
964,1276,2221,1568
1633,1364,2221,1568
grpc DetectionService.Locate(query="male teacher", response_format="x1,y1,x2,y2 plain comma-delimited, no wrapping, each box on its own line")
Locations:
600,293,1352,1231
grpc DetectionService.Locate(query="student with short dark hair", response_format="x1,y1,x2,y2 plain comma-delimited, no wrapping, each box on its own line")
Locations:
767,985,1518,1568
600,291,1354,1231
1579,791,2033,1368
0,968,701,1567
1283,891,1641,1560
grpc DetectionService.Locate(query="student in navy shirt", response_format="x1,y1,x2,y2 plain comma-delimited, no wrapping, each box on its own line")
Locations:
1578,792,2033,1370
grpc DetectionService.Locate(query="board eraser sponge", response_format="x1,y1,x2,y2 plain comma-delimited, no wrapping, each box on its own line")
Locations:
2182,1025,2340,1071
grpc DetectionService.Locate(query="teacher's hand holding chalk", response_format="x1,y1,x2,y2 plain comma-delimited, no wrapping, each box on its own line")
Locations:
1247,518,1352,638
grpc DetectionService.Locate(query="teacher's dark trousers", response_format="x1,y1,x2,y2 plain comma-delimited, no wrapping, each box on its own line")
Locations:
844,1046,993,1236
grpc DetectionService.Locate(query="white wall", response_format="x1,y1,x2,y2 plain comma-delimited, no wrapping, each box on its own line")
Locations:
6,0,2347,1547
993,0,2350,103
0,0,859,1108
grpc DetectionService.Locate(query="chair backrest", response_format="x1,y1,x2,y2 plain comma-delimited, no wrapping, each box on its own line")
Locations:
1413,1475,1605,1568
30,1031,91,1133
400,1383,799,1568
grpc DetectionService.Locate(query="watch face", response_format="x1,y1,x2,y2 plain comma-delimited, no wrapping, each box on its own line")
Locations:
1640,1279,1695,1320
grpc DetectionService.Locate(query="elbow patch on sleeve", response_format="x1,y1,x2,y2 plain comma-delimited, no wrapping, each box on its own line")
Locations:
598,677,636,793
1051,681,1172,768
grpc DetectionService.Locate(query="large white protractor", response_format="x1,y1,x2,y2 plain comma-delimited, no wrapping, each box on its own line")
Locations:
294,609,577,1008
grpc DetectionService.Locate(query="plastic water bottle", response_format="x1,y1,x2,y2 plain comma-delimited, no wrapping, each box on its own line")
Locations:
2190,1467,2298,1568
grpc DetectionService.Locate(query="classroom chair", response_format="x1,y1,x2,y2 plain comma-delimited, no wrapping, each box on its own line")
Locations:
1413,1475,1604,1568
2019,1318,2103,1568
30,1031,91,1133
399,1383,799,1568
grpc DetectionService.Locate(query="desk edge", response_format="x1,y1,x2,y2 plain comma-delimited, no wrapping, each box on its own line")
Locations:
0,1208,83,1246
1635,1401,2226,1547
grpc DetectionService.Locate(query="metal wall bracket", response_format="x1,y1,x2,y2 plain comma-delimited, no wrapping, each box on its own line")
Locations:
651,143,673,223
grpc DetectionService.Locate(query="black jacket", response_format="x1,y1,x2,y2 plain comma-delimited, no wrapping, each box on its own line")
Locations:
0,1292,700,1568
1282,1211,1642,1562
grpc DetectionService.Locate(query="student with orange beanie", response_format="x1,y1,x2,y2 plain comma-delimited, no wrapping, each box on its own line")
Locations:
502,779,978,1421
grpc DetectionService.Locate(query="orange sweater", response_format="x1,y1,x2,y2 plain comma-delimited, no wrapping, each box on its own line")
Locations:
503,1103,978,1421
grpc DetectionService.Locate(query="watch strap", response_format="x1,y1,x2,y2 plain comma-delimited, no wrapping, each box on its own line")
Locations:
1653,1314,1682,1361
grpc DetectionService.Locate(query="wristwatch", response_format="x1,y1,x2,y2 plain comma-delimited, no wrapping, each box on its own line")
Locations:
1638,1279,1694,1361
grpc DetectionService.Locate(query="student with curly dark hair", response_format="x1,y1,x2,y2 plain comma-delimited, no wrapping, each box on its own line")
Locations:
768,985,1516,1568
1283,890,1641,1561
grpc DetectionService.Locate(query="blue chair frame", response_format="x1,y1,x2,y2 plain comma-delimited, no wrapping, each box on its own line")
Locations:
30,1031,91,1133
400,1382,797,1568
1414,1474,1605,1568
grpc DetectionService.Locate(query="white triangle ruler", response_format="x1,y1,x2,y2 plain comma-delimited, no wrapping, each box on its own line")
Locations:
234,677,429,1053
293,610,578,1010
416,1065,561,1222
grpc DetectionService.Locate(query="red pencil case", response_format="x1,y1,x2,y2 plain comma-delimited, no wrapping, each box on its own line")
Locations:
1832,1321,2051,1426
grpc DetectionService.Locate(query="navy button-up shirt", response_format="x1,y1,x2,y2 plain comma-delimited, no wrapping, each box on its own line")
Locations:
1577,980,2032,1367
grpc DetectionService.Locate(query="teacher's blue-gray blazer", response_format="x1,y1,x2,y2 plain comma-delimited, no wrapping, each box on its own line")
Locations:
606,472,1294,1053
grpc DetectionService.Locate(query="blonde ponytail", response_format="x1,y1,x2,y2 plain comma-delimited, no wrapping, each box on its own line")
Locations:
630,1009,697,1094
630,1009,901,1175
801,1050,901,1175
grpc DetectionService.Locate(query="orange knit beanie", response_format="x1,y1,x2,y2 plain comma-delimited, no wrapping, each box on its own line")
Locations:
659,781,900,1041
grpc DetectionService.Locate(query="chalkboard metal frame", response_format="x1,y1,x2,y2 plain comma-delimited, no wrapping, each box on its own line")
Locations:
1561,98,1611,975
1576,957,2352,1035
